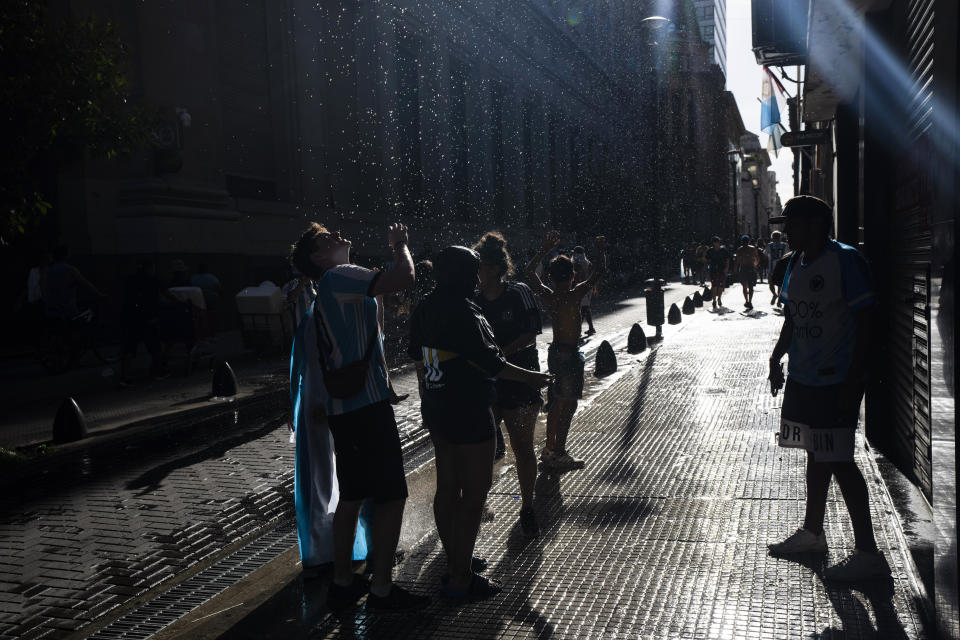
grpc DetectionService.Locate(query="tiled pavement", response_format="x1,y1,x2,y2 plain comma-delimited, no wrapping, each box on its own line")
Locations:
301,304,927,639
0,285,697,639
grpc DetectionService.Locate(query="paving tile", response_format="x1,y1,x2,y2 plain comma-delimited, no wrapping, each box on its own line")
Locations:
305,306,928,639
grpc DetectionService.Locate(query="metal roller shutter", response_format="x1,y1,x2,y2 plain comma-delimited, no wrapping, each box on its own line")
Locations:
889,0,935,500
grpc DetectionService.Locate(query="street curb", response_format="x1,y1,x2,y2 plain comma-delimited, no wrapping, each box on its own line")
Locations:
0,386,287,491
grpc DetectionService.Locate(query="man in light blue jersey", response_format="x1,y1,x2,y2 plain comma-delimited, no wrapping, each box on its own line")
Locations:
766,196,888,581
289,221,429,612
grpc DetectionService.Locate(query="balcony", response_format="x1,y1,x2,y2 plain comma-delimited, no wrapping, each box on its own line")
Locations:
751,0,809,67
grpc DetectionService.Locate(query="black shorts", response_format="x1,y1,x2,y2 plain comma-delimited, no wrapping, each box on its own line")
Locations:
422,395,495,445
495,380,543,411
778,379,861,462
327,401,408,502
709,269,726,289
548,344,585,400
739,268,758,288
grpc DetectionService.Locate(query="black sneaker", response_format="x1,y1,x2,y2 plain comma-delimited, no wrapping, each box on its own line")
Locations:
520,506,540,537
326,574,369,612
366,584,430,611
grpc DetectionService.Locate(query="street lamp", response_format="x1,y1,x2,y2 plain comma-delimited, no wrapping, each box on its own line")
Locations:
638,15,674,275
726,149,740,238
751,178,760,239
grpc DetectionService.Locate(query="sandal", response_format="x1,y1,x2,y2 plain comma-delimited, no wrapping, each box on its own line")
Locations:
440,573,503,602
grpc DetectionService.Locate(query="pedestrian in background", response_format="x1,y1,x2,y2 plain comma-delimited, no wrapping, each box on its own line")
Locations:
191,263,221,335
289,221,429,612
734,235,759,310
409,245,551,600
572,246,596,336
767,195,888,581
43,245,106,320
474,231,544,537
119,260,172,385
15,249,49,335
768,250,794,310
766,231,789,287
756,238,769,284
706,236,730,309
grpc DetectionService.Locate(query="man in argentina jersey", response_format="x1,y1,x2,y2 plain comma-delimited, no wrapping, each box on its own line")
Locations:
288,221,429,612
766,196,888,581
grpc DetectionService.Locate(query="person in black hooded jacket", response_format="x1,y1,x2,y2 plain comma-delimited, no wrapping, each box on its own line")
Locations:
408,245,552,601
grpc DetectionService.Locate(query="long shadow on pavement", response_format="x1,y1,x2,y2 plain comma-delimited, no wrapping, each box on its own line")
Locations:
598,348,657,486
772,552,912,639
124,418,285,496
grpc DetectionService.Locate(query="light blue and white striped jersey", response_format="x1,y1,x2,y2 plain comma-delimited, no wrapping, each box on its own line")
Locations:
282,278,317,331
313,264,390,415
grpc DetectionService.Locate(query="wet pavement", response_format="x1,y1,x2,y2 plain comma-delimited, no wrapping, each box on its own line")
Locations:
0,284,698,639
224,297,929,639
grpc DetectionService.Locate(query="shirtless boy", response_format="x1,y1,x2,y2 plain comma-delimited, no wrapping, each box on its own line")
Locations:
525,231,607,471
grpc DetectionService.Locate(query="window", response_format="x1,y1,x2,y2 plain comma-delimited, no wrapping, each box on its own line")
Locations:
449,58,470,220
396,28,423,216
491,84,506,225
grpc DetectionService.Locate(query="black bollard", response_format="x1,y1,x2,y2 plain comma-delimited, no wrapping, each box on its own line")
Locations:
682,296,695,315
627,323,648,354
594,340,617,377
702,287,713,302
668,303,682,324
212,360,239,397
692,291,703,307
53,397,87,443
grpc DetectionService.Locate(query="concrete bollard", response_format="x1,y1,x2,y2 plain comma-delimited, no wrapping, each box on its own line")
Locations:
692,291,703,307
668,303,682,324
627,323,648,354
682,296,695,315
594,340,617,377
212,361,239,397
53,397,87,443
702,287,713,302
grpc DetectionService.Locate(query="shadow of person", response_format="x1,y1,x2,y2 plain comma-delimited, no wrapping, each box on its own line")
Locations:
770,552,910,639
480,470,566,639
124,417,282,495
598,351,657,486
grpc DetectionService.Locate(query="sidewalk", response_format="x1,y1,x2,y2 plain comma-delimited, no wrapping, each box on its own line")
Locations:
225,299,927,638
0,282,668,453
0,330,289,450
0,283,699,640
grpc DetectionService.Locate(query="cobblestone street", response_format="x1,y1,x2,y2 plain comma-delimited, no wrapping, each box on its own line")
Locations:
235,296,928,639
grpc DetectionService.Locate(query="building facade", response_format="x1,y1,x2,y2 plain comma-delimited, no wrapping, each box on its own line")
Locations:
737,132,778,240
693,0,727,80
21,0,735,299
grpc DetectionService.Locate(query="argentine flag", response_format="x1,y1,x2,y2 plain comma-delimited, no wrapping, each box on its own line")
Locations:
761,67,786,156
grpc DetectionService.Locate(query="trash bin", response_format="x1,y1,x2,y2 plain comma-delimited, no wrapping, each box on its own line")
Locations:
235,281,286,350
644,278,666,340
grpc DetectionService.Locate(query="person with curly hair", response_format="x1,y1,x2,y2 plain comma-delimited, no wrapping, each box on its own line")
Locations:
474,231,544,536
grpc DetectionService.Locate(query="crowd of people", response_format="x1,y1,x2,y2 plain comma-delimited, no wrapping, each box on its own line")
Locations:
286,194,889,617
680,232,789,311
15,247,223,382
287,223,605,610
